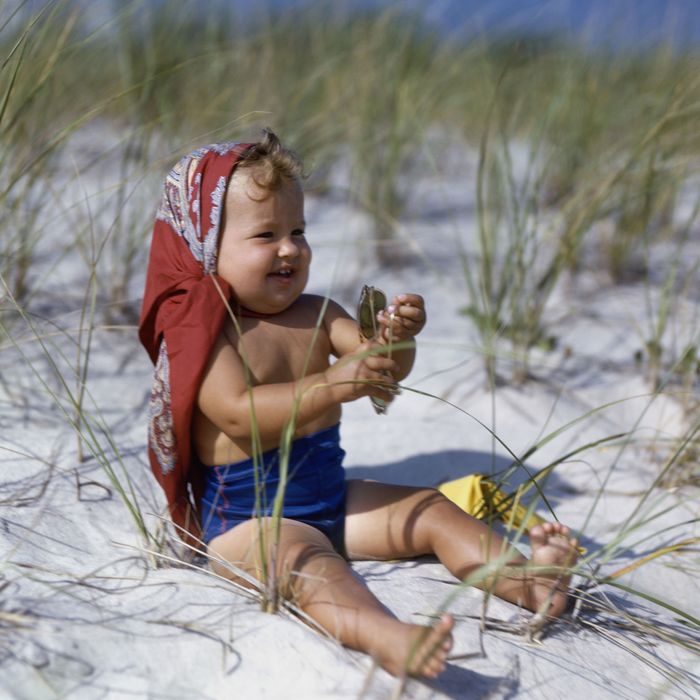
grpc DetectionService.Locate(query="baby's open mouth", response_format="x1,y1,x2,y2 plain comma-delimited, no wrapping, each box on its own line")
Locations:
271,268,294,278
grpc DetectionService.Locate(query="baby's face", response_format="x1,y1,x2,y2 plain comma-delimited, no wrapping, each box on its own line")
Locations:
217,169,310,314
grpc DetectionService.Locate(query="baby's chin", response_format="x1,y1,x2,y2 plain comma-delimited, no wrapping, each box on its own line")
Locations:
238,293,304,316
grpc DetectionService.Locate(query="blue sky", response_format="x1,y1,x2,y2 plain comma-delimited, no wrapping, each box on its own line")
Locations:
266,0,700,49
5,1,699,51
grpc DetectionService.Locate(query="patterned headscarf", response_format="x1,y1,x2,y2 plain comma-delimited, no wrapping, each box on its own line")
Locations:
139,142,254,545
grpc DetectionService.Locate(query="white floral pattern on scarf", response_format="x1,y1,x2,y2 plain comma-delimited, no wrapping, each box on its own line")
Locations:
149,341,176,474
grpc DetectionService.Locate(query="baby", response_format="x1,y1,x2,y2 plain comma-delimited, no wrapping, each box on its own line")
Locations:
139,130,578,679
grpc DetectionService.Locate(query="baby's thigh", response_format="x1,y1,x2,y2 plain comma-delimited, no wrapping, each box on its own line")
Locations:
208,517,340,587
344,479,447,560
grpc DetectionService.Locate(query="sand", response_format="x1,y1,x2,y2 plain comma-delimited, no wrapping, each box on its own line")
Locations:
1,136,698,699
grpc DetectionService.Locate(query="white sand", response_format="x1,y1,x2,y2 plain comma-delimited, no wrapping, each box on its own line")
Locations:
1,138,698,699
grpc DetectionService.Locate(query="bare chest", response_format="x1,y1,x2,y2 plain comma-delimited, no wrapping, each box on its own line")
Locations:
231,319,332,385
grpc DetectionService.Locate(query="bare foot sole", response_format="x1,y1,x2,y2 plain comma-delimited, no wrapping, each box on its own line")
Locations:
374,613,454,678
529,522,579,617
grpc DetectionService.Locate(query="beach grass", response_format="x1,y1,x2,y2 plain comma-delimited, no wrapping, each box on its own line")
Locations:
1,0,699,694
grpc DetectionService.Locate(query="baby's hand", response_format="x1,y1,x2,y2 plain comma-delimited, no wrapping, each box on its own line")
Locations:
377,293,426,344
325,341,399,405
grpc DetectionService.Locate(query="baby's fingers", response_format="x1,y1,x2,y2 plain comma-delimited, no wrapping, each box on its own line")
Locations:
389,300,425,322
365,353,399,375
379,308,425,337
359,341,397,367
395,293,425,309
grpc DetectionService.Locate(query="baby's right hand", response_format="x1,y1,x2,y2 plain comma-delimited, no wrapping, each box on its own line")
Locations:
325,341,399,404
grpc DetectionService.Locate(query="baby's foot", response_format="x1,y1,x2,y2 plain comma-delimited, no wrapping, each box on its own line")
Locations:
529,522,578,617
374,614,454,678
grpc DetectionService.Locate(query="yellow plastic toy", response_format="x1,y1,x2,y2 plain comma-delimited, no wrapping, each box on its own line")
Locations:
437,474,545,532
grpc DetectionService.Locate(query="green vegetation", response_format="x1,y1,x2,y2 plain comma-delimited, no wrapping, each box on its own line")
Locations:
3,0,697,382
0,1,698,692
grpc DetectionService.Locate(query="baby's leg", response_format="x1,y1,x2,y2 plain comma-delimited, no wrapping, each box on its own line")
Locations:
345,481,578,617
207,517,454,678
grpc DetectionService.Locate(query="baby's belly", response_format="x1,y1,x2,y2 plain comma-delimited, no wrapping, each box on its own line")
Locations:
195,404,342,466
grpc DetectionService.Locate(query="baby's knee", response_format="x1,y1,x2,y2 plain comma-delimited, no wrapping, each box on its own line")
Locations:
278,521,343,565
277,525,347,598
422,487,463,517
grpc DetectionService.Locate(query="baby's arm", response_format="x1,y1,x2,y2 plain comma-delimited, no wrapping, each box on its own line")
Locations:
196,321,399,444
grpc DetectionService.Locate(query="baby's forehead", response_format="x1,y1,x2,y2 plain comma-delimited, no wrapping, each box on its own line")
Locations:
228,167,259,192
226,168,302,204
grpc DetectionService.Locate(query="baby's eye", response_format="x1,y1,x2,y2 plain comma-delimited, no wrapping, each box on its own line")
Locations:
255,231,274,239
292,229,306,237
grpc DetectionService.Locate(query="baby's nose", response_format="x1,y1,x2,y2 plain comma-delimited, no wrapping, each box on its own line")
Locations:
278,237,299,257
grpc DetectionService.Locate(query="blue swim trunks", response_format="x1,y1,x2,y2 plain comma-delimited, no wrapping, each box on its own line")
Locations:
200,424,347,553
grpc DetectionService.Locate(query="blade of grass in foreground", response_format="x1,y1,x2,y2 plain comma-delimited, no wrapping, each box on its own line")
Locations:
1,277,153,547
389,377,699,690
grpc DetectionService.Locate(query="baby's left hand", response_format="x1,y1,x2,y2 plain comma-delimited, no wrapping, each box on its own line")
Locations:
377,293,426,344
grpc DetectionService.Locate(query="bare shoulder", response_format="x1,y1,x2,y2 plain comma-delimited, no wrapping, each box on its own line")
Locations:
301,294,354,323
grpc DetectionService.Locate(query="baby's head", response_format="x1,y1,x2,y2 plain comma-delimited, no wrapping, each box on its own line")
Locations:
218,129,310,314
232,128,304,193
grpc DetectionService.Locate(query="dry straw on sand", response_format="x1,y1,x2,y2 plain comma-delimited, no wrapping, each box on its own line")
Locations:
1,2,699,698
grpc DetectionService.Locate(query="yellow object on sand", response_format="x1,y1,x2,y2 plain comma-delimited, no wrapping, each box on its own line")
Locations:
438,474,545,533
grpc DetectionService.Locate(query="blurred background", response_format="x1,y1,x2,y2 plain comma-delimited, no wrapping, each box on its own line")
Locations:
2,8,699,697
1,0,699,401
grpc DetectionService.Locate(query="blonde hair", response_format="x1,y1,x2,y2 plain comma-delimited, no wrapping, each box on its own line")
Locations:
237,128,304,190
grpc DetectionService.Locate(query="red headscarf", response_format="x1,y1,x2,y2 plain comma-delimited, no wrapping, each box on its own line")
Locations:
139,142,254,546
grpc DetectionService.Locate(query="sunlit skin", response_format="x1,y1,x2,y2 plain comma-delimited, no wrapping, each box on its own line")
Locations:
193,168,579,678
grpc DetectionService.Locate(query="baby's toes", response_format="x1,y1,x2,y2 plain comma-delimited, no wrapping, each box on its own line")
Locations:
554,523,570,538
416,651,439,678
529,523,546,544
428,656,446,677
553,533,574,552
